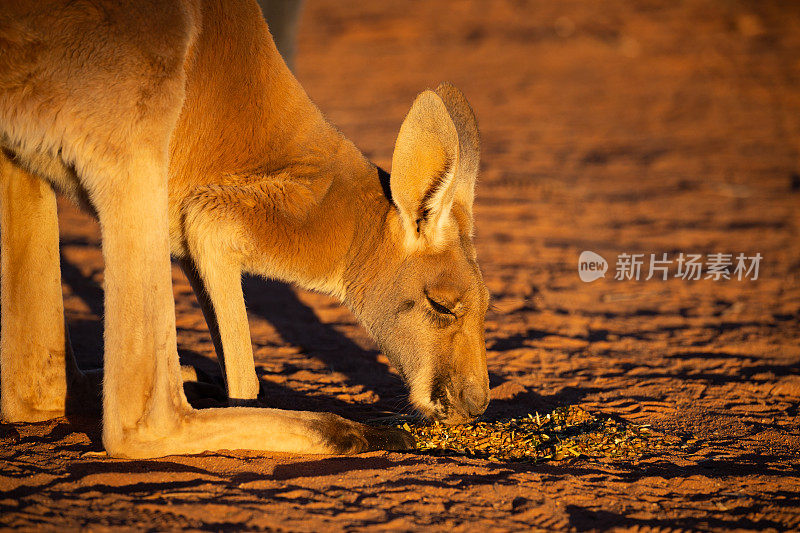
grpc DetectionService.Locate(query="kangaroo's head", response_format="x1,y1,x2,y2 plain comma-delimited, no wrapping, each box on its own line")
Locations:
352,83,488,425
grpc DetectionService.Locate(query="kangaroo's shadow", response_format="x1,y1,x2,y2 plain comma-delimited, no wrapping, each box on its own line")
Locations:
57,246,407,419
241,275,407,413
178,347,389,419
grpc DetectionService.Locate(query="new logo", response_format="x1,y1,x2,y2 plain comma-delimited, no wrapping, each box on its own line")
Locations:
579,251,608,282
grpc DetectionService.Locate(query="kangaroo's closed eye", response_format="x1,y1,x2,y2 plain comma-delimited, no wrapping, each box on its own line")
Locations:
426,294,455,316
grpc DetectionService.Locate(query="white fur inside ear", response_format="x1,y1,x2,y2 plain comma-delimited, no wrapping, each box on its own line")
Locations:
422,166,457,246
397,164,459,252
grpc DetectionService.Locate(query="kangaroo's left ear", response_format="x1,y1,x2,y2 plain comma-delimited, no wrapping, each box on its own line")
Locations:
390,86,479,248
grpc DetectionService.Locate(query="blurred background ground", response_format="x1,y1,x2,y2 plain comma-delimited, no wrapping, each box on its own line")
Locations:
2,0,799,530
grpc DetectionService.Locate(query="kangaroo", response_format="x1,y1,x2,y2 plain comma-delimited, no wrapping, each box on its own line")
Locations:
0,0,489,459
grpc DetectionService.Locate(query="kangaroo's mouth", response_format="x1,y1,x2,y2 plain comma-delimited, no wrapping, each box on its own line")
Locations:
408,376,477,425
415,397,476,425
388,349,487,425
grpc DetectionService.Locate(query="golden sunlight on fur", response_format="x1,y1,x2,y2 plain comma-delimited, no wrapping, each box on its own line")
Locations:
0,0,487,458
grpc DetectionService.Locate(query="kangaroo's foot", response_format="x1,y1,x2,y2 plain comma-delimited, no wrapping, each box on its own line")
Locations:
103,407,414,459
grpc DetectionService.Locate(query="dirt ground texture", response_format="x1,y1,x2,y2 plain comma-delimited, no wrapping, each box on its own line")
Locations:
2,0,800,531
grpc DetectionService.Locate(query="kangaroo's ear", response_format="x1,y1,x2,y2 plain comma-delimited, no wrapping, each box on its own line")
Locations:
390,90,461,248
434,82,480,214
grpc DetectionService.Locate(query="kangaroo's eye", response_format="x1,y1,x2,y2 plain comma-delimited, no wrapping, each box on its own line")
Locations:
426,294,455,316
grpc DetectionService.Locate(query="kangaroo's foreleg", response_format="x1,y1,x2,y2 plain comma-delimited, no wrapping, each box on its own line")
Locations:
178,177,321,403
178,255,259,403
181,174,327,404
0,154,88,422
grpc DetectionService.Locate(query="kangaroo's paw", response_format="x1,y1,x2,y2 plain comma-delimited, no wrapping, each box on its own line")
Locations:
180,364,199,383
179,364,225,402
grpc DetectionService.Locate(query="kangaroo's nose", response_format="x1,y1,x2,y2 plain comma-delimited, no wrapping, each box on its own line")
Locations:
459,384,489,418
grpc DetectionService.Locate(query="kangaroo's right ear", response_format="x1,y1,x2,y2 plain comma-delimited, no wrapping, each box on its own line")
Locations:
434,82,480,214
390,90,460,249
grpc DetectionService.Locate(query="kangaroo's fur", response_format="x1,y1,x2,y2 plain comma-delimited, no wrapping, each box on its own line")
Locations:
0,0,488,458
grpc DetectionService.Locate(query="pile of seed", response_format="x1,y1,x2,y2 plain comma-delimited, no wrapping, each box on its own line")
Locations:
395,406,663,462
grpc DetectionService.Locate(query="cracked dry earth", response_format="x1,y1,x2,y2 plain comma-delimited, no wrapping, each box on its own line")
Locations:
2,1,800,531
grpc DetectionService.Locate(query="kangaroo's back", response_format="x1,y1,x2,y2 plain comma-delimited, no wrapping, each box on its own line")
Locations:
170,0,331,185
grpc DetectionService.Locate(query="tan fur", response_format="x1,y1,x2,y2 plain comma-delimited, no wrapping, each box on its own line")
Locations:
0,0,487,458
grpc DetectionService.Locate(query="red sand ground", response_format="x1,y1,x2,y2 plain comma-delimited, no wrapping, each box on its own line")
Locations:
2,1,800,530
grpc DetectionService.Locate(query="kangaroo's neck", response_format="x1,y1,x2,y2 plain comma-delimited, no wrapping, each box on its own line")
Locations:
230,114,398,303
284,135,398,302
175,1,400,301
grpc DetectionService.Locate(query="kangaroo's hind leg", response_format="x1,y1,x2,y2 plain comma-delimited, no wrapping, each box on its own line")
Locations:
0,153,86,422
